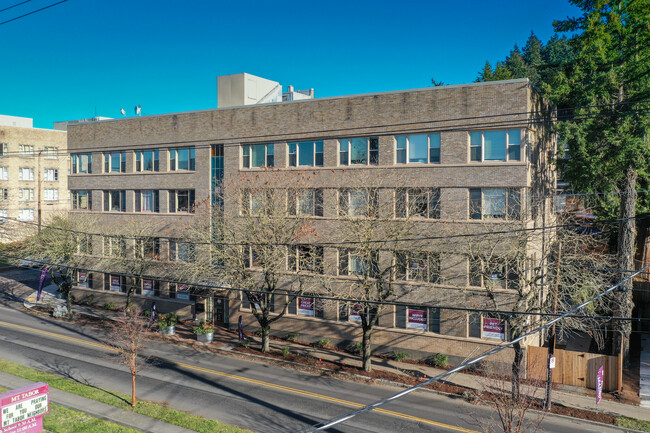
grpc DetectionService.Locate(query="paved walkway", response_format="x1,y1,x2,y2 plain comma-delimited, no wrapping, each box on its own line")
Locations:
17,279,650,424
0,371,195,433
641,334,650,408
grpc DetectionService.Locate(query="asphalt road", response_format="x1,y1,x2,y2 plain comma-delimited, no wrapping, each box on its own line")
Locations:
0,269,628,433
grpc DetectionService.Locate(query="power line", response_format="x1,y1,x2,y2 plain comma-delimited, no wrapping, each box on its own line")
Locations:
0,0,68,26
295,263,650,432
0,0,34,13
0,251,645,322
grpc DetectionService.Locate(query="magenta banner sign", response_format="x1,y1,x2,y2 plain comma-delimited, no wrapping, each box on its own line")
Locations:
596,365,604,404
483,318,505,340
142,280,154,296
298,298,314,316
407,309,427,330
0,383,49,433
349,304,362,322
110,276,121,291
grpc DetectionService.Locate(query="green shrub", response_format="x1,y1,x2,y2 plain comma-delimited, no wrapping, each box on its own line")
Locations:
393,350,410,362
239,340,251,348
352,342,363,355
143,309,152,317
83,295,95,306
157,313,178,330
286,332,299,342
281,347,291,357
431,353,449,368
315,338,331,348
193,320,215,335
254,328,264,337
103,302,115,310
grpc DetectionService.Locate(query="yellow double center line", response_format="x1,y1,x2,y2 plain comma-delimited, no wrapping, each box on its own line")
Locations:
0,319,478,433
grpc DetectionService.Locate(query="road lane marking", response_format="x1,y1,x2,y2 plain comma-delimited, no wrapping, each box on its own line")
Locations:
0,319,479,433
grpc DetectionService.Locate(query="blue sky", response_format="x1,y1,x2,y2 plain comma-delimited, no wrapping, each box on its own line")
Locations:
0,0,582,129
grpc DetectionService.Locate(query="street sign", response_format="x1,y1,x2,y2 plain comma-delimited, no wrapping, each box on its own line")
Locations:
549,356,556,369
0,383,49,433
596,365,604,405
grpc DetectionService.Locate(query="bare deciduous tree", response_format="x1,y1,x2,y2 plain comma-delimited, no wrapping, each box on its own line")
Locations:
108,307,149,408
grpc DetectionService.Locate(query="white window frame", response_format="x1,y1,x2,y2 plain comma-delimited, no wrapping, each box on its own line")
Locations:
44,189,59,201
469,188,521,220
44,168,58,181
339,137,379,166
470,129,522,162
287,141,324,167
242,143,274,169
395,133,441,164
44,147,58,159
19,145,34,157
0,167,7,180
19,188,34,201
19,167,34,181
18,208,34,221
0,143,7,157
0,209,8,221
287,189,323,216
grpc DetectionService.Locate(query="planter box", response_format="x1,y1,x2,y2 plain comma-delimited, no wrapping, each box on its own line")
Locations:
197,332,214,344
160,325,175,336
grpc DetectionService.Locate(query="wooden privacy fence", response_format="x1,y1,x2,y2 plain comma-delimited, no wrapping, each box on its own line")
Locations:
527,346,619,392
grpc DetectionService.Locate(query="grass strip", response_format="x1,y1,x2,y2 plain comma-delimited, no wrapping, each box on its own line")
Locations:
0,387,139,433
0,359,248,433
616,416,650,432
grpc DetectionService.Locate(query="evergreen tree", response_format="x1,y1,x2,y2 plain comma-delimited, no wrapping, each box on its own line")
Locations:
505,45,529,79
476,61,494,82
523,32,543,84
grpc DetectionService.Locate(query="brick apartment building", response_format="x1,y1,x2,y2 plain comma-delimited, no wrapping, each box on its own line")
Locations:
67,78,555,363
0,115,68,242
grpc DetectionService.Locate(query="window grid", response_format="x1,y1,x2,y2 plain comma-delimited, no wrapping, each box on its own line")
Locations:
104,151,127,173
395,251,441,283
135,149,160,172
470,129,521,162
71,153,92,174
44,168,58,181
242,143,274,168
288,141,324,167
469,188,521,220
169,147,195,171
396,133,440,164
339,137,379,166
395,188,441,219
0,167,7,180
19,167,34,181
19,145,34,157
339,189,379,217
19,188,34,201
287,189,324,217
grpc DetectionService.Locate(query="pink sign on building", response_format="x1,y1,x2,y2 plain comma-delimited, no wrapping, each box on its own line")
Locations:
110,276,121,291
483,318,505,340
0,383,49,433
407,309,427,330
596,365,604,405
142,280,154,296
298,298,314,316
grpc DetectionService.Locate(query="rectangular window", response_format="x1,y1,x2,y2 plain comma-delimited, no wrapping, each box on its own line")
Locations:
19,188,34,201
18,167,34,181
395,188,440,219
1,188,8,201
44,189,58,201
104,151,126,173
135,190,160,212
0,143,7,157
18,208,34,221
44,147,58,159
287,141,324,167
287,245,324,274
136,238,160,260
339,189,379,217
469,188,521,220
103,190,126,212
339,137,379,166
72,190,92,210
469,129,521,162
170,240,194,262
169,189,195,213
242,143,273,168
338,249,379,277
71,153,92,174
0,209,7,221
395,134,441,164
395,251,441,283
76,235,92,255
44,168,58,181
135,149,160,172
19,145,34,157
241,189,274,216
287,189,323,217
103,236,126,257
468,257,519,290
170,147,195,171
0,167,7,180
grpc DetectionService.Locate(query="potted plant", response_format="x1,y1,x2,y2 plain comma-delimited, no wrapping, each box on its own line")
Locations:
193,320,215,343
158,312,178,336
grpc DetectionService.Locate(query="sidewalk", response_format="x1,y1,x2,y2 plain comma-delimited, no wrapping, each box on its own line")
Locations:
0,371,196,433
22,285,650,424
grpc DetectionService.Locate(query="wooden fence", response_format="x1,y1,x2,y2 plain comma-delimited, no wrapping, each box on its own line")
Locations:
527,346,619,392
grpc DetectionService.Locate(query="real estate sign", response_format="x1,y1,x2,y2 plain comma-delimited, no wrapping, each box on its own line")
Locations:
482,318,505,340
142,280,154,296
110,276,121,291
298,298,314,316
0,383,49,433
407,309,427,330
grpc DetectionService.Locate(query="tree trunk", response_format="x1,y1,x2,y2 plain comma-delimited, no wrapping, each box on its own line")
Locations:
64,285,72,317
617,166,637,364
261,323,270,353
512,341,523,398
362,325,373,372
131,373,136,407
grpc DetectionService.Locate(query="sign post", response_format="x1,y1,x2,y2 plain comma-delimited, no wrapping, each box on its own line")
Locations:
0,383,49,433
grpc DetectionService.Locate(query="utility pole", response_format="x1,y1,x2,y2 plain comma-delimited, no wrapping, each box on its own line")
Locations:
36,149,42,235
544,241,561,410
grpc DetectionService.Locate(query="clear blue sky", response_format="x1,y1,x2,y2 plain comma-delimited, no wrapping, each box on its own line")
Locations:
0,0,582,129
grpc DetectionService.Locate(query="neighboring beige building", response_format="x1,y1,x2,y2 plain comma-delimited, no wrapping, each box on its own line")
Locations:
0,116,68,242
67,78,555,364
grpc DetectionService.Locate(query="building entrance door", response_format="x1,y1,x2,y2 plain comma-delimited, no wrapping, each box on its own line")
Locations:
215,297,228,325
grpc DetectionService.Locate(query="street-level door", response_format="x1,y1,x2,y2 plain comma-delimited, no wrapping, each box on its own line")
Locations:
215,297,228,325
